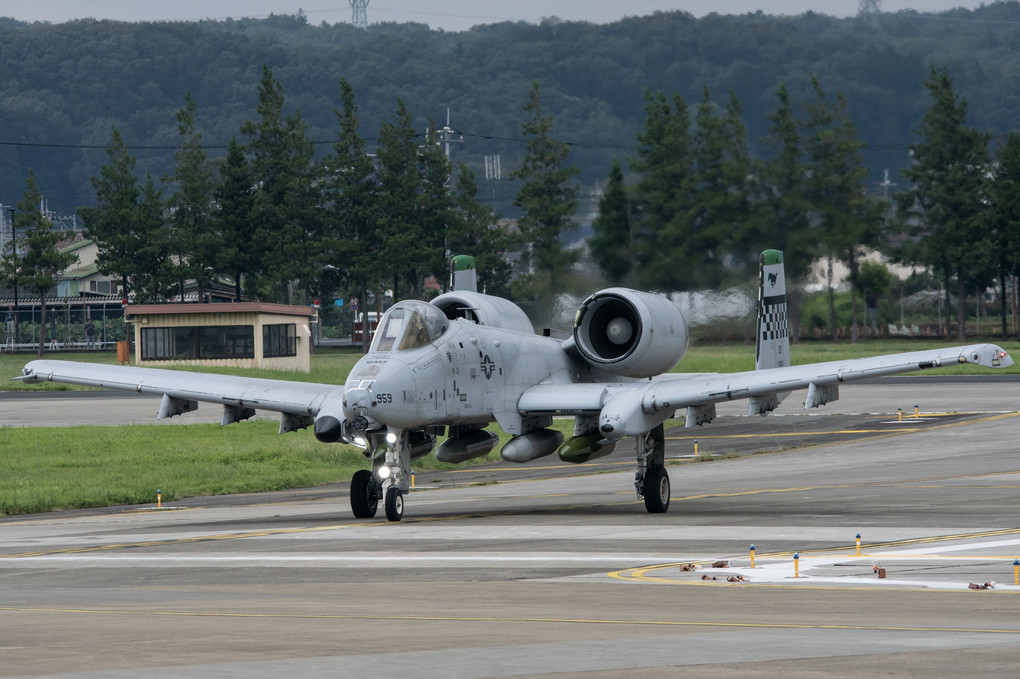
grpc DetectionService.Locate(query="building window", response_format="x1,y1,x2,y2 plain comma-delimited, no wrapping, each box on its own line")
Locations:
140,325,254,361
141,327,173,360
263,323,297,357
199,325,254,359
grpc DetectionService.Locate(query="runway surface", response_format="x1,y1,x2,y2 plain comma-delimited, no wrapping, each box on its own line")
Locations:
2,377,1020,676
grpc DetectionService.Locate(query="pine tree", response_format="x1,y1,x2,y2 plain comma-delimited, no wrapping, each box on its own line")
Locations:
321,79,379,350
988,132,1020,338
10,172,79,357
803,77,881,342
375,99,425,300
448,162,514,297
629,89,695,291
242,66,320,304
898,66,992,341
417,120,457,297
758,81,815,340
510,81,580,307
589,158,632,285
690,87,755,287
79,127,166,302
212,137,256,302
166,92,216,302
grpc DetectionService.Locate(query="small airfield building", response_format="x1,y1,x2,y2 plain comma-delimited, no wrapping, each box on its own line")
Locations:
126,302,316,372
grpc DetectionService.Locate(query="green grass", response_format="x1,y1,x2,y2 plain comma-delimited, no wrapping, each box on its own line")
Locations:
0,421,365,515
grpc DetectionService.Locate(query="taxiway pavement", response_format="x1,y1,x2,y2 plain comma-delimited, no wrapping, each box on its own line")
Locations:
2,378,1020,677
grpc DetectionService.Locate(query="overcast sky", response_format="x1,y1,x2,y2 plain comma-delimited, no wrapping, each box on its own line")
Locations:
2,1,994,31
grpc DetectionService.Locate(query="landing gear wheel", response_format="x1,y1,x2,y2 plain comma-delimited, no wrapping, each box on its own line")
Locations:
384,486,404,522
643,465,670,514
350,469,378,518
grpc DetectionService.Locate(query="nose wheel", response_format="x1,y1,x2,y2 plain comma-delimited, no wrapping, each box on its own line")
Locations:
385,487,404,522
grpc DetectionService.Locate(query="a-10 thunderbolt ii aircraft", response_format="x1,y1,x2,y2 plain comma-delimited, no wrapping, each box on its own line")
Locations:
19,251,1013,521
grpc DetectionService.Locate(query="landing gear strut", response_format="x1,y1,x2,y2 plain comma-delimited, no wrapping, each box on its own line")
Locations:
635,424,670,513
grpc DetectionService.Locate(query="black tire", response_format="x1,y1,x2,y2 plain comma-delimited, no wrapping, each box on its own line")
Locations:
385,486,404,522
350,469,378,518
643,465,670,514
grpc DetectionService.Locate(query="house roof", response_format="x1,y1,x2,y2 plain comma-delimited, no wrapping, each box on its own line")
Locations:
125,302,316,319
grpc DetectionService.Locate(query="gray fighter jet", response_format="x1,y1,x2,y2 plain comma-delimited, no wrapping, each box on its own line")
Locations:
19,251,1012,521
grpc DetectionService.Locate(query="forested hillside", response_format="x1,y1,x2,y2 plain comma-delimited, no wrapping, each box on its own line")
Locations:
2,3,1020,216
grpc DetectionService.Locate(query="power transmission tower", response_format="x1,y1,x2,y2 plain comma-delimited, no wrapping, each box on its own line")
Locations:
349,0,369,29
859,0,881,17
859,0,881,28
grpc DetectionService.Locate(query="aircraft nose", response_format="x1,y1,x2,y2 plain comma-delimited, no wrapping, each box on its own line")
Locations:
343,387,380,431
345,387,373,415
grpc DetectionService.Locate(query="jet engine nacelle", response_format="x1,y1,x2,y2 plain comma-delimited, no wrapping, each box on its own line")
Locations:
572,288,689,378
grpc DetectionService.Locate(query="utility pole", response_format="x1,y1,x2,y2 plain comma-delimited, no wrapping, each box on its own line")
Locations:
437,109,464,161
349,0,369,29
3,206,17,341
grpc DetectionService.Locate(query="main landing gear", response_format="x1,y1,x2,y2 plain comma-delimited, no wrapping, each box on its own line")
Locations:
635,424,670,513
349,429,412,522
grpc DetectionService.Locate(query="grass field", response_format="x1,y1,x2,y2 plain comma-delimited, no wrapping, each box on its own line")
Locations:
3,336,1017,516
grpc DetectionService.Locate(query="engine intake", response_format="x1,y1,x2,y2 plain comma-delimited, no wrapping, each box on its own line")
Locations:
573,288,689,378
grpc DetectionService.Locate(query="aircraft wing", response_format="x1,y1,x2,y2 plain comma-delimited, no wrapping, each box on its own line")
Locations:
519,343,1013,438
17,360,344,431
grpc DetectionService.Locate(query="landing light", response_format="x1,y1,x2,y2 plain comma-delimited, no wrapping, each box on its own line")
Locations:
385,432,398,444
378,465,392,480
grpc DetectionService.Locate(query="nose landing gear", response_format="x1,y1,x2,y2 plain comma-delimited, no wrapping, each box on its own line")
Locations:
349,429,412,522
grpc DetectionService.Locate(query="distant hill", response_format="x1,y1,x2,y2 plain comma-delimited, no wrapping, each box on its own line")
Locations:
2,3,1019,215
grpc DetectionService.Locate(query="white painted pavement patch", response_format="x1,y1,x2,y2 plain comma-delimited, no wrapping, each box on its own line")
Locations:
664,535,1020,591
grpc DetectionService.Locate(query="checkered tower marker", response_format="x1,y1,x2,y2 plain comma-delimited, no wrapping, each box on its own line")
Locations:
755,249,791,371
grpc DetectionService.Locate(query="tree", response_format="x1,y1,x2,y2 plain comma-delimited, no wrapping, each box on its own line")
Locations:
321,79,379,351
375,99,426,300
166,92,217,302
6,172,78,357
510,81,580,307
241,65,320,303
416,120,457,296
629,89,696,291
212,137,257,301
898,66,992,341
690,87,756,287
448,162,514,297
802,76,881,342
79,127,167,302
988,132,1020,338
589,158,632,285
757,81,816,340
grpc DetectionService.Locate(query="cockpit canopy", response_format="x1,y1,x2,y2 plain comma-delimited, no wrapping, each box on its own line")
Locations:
370,300,450,352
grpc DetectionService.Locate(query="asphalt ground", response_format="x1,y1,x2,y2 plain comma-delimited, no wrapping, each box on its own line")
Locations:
2,377,1020,677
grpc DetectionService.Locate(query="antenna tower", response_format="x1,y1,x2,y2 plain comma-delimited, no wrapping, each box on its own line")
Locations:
349,0,369,29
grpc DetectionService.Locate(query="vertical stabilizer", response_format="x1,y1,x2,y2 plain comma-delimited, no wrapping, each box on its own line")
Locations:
450,255,478,293
755,249,790,371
